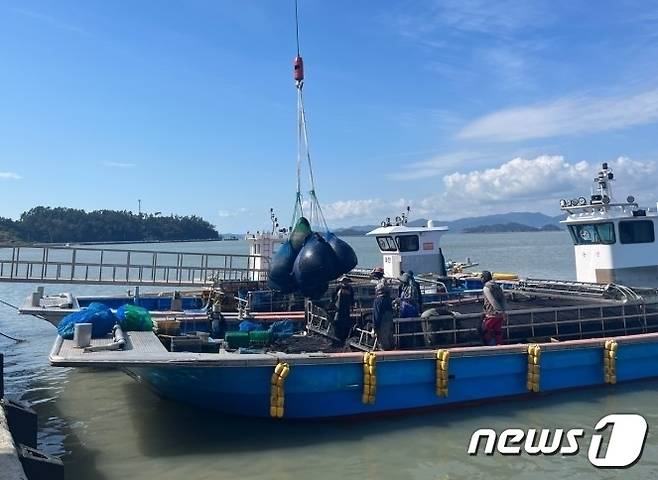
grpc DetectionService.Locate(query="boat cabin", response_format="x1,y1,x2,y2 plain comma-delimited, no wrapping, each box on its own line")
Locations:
562,163,658,287
245,209,287,281
245,231,285,281
366,220,448,278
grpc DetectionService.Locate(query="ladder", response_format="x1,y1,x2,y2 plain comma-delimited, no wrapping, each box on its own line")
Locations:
517,278,611,299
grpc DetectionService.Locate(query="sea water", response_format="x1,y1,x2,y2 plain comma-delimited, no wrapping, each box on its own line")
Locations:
1,232,657,479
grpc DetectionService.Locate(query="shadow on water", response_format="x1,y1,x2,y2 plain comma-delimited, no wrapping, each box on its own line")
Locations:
122,373,658,458
21,380,111,480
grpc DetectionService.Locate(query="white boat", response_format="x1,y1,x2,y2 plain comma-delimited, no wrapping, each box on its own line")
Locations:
562,162,658,287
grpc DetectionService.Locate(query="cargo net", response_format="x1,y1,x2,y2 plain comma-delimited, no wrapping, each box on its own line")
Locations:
267,76,358,299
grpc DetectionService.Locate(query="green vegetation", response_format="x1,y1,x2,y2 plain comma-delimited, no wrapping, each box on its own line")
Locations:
463,223,562,234
0,207,219,243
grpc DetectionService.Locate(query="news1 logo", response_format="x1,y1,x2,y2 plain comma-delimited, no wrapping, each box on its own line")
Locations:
468,414,648,468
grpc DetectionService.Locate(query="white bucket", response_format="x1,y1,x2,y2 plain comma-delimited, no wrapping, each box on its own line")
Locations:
74,323,92,348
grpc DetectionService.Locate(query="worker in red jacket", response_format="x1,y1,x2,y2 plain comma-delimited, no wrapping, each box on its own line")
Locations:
480,271,507,345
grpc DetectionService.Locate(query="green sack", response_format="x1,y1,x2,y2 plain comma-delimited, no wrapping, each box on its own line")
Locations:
116,304,153,331
249,330,272,347
225,331,250,349
290,216,312,251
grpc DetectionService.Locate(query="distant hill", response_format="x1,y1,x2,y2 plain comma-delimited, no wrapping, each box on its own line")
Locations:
0,207,220,243
463,223,562,234
335,211,565,235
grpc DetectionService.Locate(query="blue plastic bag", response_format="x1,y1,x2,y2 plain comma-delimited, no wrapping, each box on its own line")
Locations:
399,300,419,318
238,319,264,332
57,302,117,339
268,320,294,339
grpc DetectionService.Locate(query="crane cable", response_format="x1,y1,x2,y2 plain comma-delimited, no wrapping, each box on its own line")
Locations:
292,0,327,231
294,0,301,57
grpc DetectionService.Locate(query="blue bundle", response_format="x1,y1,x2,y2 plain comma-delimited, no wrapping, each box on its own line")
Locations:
57,302,117,339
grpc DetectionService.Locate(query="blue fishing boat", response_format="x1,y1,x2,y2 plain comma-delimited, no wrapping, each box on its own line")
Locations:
49,313,658,419
48,163,658,419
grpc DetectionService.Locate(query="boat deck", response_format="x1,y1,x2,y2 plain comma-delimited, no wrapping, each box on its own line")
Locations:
57,331,168,359
50,331,280,367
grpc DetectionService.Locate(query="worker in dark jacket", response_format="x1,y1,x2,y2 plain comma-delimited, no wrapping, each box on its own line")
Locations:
480,270,507,345
372,282,394,349
399,271,422,317
408,271,423,313
332,275,355,343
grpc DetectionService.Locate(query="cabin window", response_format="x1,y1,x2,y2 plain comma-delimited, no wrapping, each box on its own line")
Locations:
395,235,419,252
619,220,655,244
376,236,397,252
568,222,615,245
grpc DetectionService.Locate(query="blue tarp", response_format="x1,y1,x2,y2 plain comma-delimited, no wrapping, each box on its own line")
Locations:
238,319,265,332
268,320,294,339
57,302,117,339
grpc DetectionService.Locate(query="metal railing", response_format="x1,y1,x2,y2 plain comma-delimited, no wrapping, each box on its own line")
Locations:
0,245,268,287
304,297,658,351
393,300,658,348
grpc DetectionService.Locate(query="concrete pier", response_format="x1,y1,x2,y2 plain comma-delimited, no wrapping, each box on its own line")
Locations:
0,353,28,480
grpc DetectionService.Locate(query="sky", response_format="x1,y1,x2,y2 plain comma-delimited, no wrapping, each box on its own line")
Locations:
1,1,658,232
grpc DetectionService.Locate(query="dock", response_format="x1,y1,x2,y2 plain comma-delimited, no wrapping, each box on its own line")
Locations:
0,354,64,480
0,353,27,480
0,406,27,480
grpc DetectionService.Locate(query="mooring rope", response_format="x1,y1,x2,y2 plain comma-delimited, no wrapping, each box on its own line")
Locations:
0,298,27,342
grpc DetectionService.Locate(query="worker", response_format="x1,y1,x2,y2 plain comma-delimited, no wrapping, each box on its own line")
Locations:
398,271,422,317
208,298,226,339
480,270,507,345
332,275,355,343
420,308,439,346
372,282,394,349
408,271,423,312
370,266,384,283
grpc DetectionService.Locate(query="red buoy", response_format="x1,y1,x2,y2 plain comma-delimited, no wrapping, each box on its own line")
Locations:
293,55,304,82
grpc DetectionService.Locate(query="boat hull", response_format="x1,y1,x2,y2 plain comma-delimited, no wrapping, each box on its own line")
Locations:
122,336,658,419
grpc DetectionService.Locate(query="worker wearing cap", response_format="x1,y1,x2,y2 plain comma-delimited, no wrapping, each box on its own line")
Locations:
331,275,355,343
480,271,507,345
370,267,387,290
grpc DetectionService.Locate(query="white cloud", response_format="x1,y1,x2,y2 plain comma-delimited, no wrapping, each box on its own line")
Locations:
320,199,382,221
391,0,551,40
11,8,90,36
388,151,495,180
459,87,658,142
103,162,136,168
0,172,21,180
316,198,414,225
435,0,552,35
442,155,657,204
218,207,249,218
442,155,588,201
322,155,658,226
